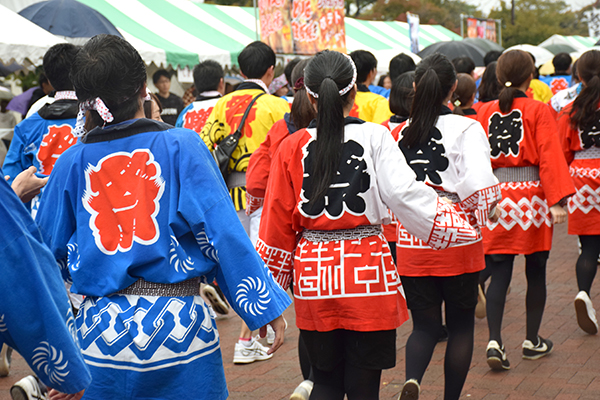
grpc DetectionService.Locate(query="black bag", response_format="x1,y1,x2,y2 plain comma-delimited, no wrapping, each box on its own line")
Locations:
213,93,265,179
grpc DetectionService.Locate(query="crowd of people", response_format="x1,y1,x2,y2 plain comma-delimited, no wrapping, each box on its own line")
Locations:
0,33,598,400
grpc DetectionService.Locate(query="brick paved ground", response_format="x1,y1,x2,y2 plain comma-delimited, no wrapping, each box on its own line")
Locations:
0,223,597,399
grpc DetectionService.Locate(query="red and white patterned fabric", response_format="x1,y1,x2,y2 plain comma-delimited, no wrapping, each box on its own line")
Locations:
74,97,114,137
391,114,501,277
477,95,575,254
557,102,600,235
257,120,479,332
179,98,220,134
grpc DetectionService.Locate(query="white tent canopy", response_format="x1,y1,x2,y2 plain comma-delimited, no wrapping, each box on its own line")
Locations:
0,3,67,66
539,35,596,52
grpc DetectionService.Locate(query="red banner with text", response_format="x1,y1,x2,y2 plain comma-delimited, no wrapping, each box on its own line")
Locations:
259,0,346,54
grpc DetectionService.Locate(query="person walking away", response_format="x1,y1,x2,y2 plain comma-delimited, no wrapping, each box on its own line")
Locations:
557,50,600,335
35,34,291,400
476,49,575,371
391,54,501,400
257,50,480,400
3,44,79,215
200,41,291,364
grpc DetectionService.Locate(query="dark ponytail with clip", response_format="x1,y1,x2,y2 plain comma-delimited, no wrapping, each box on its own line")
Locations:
304,51,356,205
452,73,476,116
496,50,534,114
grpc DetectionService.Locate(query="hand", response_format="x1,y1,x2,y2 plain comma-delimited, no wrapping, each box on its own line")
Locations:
488,205,501,223
259,315,286,355
47,389,85,400
441,196,453,205
10,166,49,203
550,204,567,225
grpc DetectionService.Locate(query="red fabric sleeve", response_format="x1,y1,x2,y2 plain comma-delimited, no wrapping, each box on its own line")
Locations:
534,103,576,206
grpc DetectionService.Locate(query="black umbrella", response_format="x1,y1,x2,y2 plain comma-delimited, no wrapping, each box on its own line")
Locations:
418,41,487,66
462,38,504,54
19,0,122,41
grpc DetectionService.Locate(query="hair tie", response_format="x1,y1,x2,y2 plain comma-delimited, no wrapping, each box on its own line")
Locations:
305,53,358,99
453,99,461,107
293,76,305,91
73,97,114,137
505,81,512,87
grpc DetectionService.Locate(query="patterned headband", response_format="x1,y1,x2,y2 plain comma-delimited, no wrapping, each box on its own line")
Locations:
73,97,114,137
305,53,357,99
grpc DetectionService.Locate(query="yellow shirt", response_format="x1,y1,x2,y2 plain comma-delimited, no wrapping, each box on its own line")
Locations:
349,86,393,124
201,84,290,210
527,79,553,104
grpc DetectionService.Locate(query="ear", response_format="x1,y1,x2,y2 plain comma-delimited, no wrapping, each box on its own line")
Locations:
306,90,318,112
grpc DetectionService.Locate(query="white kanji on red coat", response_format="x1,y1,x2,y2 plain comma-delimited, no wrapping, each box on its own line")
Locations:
83,149,165,255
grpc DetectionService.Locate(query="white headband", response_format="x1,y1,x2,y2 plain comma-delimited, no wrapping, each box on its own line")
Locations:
305,53,357,99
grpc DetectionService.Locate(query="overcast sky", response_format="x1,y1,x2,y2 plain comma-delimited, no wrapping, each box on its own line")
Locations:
467,0,596,15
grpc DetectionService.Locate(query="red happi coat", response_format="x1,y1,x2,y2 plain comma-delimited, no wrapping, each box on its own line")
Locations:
246,116,294,215
257,118,480,332
476,93,575,254
557,102,600,235
390,111,501,277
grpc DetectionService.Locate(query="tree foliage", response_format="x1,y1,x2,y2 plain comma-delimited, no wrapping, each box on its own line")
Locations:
488,0,588,47
364,0,478,30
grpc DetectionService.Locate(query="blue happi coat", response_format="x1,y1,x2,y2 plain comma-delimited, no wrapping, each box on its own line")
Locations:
0,168,91,394
35,119,291,400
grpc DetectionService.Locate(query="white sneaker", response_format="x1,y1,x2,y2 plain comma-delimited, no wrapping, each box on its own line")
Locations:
266,325,276,345
233,337,273,364
0,344,12,376
290,379,314,400
10,375,48,400
575,291,598,335
266,317,288,345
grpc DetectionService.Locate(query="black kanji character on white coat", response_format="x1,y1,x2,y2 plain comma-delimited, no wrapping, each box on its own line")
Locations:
580,119,600,149
488,110,523,158
399,127,449,185
301,140,370,218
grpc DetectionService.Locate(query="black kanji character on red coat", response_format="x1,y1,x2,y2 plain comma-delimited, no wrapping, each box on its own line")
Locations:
488,110,523,158
301,140,370,218
399,127,449,185
580,119,600,149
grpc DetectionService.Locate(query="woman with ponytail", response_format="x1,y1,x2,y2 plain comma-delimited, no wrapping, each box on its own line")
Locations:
476,49,575,371
257,50,480,400
451,73,478,119
557,50,600,335
390,53,501,400
34,34,291,400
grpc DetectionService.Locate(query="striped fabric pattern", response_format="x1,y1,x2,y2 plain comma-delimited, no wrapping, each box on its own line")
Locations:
78,0,461,68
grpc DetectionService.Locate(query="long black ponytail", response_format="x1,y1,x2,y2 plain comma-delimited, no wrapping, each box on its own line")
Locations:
304,50,356,204
403,53,456,148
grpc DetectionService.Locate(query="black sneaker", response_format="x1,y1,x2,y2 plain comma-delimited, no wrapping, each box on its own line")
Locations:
522,336,553,360
486,340,510,371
